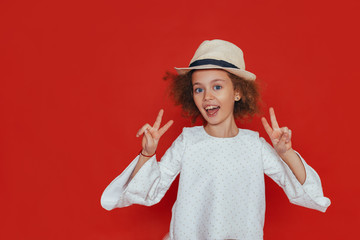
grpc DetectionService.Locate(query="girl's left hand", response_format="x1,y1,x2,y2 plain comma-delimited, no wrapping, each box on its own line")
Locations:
261,107,292,155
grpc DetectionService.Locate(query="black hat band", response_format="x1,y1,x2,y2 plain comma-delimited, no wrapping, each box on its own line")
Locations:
189,59,239,69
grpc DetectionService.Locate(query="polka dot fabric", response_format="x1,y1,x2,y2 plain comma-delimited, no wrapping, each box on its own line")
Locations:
101,126,331,240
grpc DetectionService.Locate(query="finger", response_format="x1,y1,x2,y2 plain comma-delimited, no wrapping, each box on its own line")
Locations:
285,129,292,143
136,123,152,137
288,129,292,140
158,120,174,137
281,126,289,132
279,130,288,145
269,107,280,130
153,109,164,130
261,117,273,136
281,127,290,143
281,127,289,136
137,123,152,137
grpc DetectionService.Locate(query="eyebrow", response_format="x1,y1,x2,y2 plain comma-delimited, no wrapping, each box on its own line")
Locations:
193,79,226,86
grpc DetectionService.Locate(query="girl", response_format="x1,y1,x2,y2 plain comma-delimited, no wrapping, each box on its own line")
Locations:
101,39,331,240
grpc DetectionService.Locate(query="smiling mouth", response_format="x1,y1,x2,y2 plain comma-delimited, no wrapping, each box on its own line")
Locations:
205,105,220,117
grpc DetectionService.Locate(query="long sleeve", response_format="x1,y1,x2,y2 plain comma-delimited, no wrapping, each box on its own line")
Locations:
261,137,331,212
100,131,185,211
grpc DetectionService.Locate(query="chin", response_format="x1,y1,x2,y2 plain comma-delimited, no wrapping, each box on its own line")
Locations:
203,116,222,126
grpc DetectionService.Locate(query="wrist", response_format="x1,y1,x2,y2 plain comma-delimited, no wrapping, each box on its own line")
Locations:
140,149,156,158
279,148,294,160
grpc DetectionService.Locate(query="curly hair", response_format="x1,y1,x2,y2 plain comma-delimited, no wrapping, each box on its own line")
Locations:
164,69,262,123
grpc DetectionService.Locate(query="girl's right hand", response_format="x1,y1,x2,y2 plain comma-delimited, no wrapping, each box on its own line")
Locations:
136,109,174,156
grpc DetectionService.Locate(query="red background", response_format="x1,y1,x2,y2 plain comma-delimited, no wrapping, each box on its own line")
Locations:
1,0,359,239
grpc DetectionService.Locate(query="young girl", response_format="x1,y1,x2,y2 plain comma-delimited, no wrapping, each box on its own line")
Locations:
101,39,331,240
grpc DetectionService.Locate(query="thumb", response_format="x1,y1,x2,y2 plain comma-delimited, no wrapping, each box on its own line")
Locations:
144,129,153,144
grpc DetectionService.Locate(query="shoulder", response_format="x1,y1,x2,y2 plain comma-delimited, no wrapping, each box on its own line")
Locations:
238,128,266,148
181,126,203,137
179,126,206,144
240,129,274,153
238,128,261,139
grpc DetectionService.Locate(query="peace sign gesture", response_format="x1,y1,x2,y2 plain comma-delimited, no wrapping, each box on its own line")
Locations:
136,109,174,156
261,107,292,155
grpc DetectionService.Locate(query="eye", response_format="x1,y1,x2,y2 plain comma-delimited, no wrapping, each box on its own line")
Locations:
214,85,222,90
194,88,203,93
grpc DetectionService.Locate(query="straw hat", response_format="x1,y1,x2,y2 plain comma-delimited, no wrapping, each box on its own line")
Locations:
175,39,256,81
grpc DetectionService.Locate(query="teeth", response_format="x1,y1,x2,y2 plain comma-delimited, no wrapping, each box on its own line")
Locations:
205,105,219,110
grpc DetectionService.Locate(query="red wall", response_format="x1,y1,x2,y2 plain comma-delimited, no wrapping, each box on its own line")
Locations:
1,0,359,239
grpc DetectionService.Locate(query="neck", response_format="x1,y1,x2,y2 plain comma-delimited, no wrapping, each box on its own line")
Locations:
204,116,239,138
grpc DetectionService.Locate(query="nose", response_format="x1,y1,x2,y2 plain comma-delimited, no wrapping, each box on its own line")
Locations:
203,90,214,101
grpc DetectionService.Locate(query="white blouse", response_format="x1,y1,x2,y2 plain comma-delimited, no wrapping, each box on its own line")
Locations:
101,126,331,240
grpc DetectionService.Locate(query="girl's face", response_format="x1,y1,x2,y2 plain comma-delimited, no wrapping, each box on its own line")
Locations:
192,69,241,127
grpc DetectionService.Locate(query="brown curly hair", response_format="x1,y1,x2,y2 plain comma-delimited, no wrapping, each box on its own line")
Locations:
164,69,262,123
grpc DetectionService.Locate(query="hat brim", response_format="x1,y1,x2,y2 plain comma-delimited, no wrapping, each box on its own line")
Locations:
174,64,256,81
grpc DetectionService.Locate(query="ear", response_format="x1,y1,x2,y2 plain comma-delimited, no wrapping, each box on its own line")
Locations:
234,90,241,101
